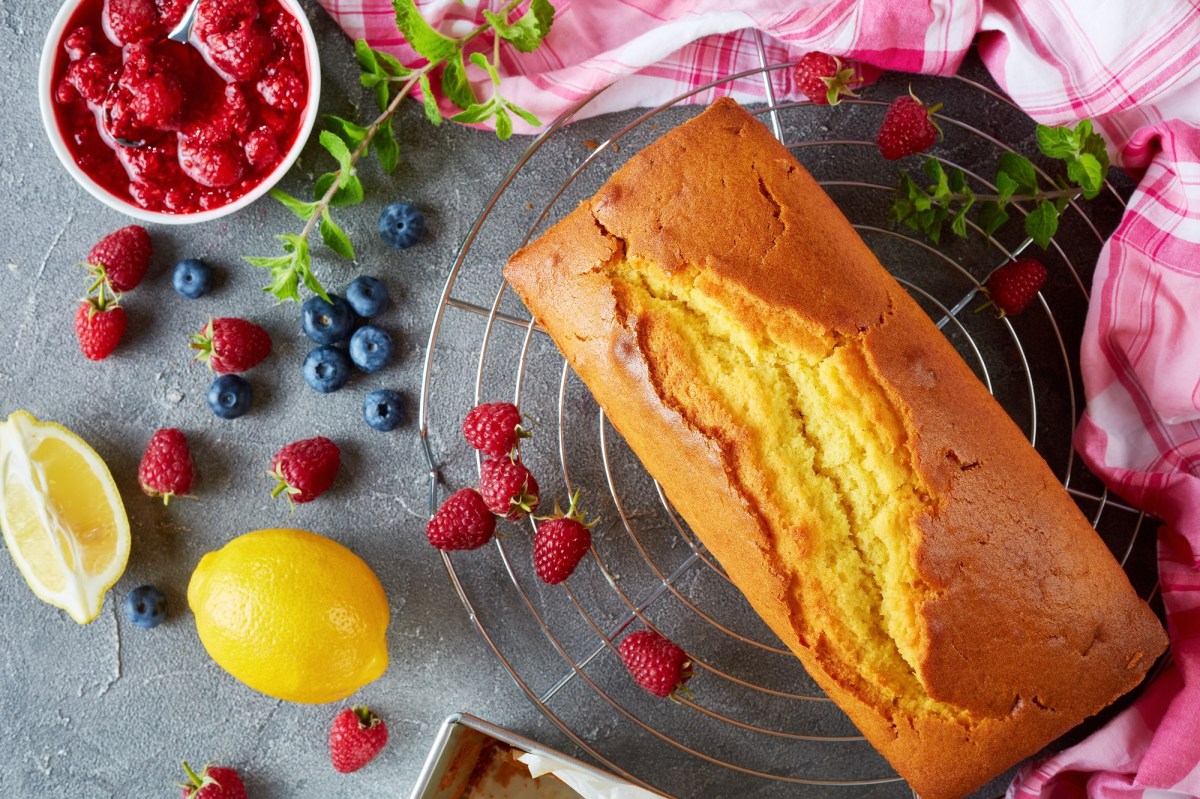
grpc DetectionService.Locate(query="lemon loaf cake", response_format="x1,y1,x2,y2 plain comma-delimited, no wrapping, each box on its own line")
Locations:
503,99,1167,799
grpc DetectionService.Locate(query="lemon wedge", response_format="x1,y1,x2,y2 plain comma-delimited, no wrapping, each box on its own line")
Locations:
0,411,130,623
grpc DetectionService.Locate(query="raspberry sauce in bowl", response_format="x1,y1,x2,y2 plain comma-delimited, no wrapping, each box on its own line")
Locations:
39,0,320,223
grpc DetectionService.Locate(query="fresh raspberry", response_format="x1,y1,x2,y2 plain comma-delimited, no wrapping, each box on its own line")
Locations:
138,428,194,504
793,51,860,106
532,491,595,584
66,53,120,105
876,91,942,160
426,488,496,551
189,317,272,374
478,458,539,520
243,125,281,171
618,630,693,699
104,0,160,45
86,225,152,293
462,402,528,459
983,258,1047,317
179,138,247,189
329,706,389,774
74,298,127,361
193,0,258,40
270,436,340,504
206,20,274,82
180,762,248,799
63,26,95,61
256,64,305,110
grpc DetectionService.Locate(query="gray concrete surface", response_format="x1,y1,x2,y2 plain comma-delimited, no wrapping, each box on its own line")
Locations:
0,2,1150,798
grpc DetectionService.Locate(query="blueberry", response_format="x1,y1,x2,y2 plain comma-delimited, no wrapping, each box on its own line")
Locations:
348,325,394,373
363,389,406,432
378,202,425,249
125,585,166,629
206,374,253,419
172,258,214,299
301,293,356,345
303,345,352,393
346,276,390,318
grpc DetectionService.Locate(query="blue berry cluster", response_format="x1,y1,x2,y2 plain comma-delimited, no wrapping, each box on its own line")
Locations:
299,276,406,431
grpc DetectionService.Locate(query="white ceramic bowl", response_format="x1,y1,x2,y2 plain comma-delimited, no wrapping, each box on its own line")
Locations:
38,0,321,225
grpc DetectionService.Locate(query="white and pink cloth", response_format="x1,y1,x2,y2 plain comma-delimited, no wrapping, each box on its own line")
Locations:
318,1,1200,795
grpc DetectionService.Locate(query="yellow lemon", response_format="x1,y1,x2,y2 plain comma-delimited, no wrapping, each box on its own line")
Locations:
0,410,130,624
188,528,389,704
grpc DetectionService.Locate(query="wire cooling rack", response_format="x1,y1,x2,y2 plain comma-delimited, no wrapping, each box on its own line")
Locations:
418,35,1160,799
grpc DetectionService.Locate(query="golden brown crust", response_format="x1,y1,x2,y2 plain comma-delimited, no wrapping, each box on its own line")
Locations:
504,98,1166,799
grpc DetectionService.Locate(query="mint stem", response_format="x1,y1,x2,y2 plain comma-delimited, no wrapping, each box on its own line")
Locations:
947,187,1080,204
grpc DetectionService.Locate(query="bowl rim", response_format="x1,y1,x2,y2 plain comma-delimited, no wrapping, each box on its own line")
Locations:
38,0,322,226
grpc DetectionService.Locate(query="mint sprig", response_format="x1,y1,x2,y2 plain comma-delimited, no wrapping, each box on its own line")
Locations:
245,0,556,303
890,119,1109,248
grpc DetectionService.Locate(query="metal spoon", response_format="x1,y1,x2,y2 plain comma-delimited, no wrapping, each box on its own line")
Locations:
107,0,203,147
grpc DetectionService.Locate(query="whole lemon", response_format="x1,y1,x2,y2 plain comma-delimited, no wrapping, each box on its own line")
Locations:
187,528,389,704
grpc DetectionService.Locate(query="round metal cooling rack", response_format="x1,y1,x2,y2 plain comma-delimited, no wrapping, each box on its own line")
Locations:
419,33,1161,799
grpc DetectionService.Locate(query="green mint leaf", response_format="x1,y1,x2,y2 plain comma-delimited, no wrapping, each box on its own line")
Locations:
374,117,400,174
1074,118,1093,145
246,234,323,304
950,194,975,239
450,100,496,125
355,39,380,75
269,189,317,222
1024,200,1059,248
1035,125,1076,159
321,115,369,149
375,80,390,112
923,158,949,199
320,210,355,260
242,254,291,269
392,0,459,62
506,99,540,128
360,72,384,88
998,152,1039,194
374,49,411,77
1078,121,1110,177
469,52,502,86
483,0,555,53
949,167,966,194
313,172,365,207
319,131,354,187
441,50,476,110
913,192,933,212
995,170,1020,203
418,73,443,126
1067,152,1104,199
977,200,1009,238
494,107,513,140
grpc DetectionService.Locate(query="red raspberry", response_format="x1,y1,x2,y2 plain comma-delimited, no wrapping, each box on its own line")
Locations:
129,72,182,126
532,491,594,584
86,225,152,293
206,20,274,82
179,138,247,189
426,488,496,551
876,91,942,160
138,428,194,504
66,53,120,105
478,457,539,520
793,51,861,106
329,706,389,774
243,126,281,171
104,0,161,45
74,299,127,361
56,80,81,104
461,402,527,459
63,26,94,61
179,762,248,799
116,141,176,184
618,630,693,699
270,437,340,504
189,317,272,374
256,64,305,110
193,0,258,40
155,0,191,30
983,258,1048,317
